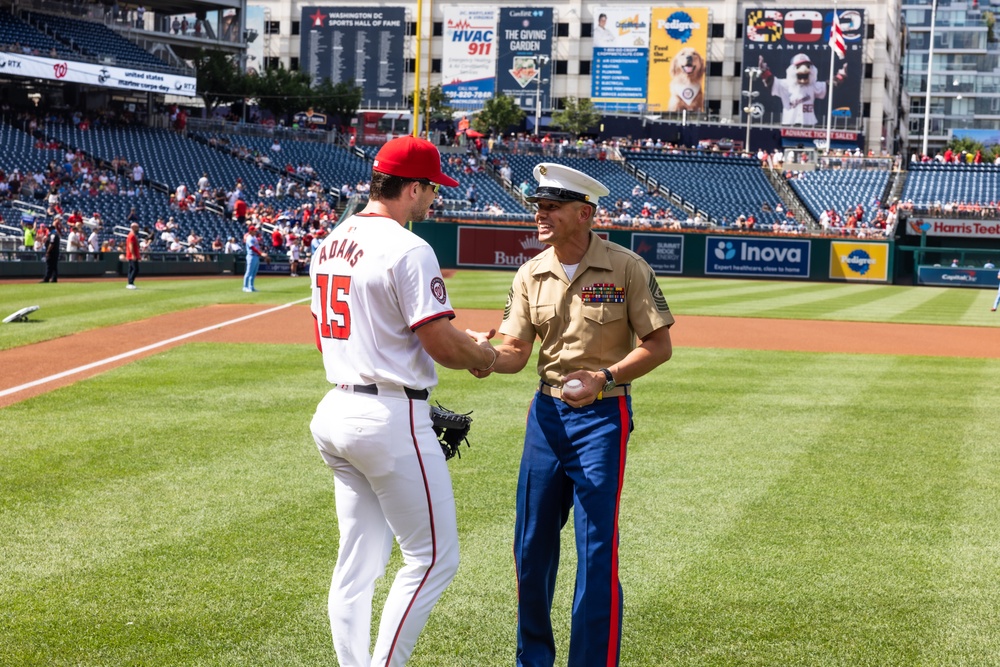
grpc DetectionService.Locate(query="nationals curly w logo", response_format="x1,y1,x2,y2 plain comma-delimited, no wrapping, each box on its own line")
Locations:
53,62,68,78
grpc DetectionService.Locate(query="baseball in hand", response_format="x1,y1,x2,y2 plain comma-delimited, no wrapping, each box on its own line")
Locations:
562,378,586,401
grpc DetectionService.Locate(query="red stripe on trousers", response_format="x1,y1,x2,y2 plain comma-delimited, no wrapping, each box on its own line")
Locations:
606,396,629,666
384,399,437,665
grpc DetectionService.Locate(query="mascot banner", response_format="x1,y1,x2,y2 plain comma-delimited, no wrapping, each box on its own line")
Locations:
495,8,554,112
300,7,406,107
442,6,499,108
647,7,708,113
590,6,650,113
742,8,864,129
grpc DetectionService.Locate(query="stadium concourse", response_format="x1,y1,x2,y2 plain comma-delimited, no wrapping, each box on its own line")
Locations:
5,296,1000,409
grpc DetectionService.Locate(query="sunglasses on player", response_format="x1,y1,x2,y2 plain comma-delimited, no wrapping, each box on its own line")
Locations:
415,179,441,194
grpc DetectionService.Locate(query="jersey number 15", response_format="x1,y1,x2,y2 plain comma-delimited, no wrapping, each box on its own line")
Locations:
316,273,351,339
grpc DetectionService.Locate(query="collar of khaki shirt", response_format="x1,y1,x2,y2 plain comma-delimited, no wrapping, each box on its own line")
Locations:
530,231,612,283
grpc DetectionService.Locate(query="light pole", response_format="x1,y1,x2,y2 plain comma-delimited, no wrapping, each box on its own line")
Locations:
742,67,761,153
534,54,550,136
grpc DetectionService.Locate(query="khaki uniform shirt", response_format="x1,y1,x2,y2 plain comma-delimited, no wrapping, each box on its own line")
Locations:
500,232,674,385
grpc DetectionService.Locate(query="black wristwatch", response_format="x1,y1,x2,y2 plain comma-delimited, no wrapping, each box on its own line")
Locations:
599,368,616,394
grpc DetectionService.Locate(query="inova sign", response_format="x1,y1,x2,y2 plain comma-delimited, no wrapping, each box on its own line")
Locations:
705,236,811,278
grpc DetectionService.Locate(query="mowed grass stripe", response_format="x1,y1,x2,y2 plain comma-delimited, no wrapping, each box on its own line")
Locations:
931,372,1000,664
640,354,996,665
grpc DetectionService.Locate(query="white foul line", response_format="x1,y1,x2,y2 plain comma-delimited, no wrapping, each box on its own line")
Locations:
0,298,311,400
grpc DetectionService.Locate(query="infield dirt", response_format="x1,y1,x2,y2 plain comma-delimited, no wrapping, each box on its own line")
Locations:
3,304,999,408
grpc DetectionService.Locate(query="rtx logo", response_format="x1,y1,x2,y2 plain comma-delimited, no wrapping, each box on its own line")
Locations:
0,58,21,69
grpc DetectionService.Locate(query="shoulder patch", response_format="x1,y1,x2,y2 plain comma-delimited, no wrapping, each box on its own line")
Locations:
503,286,513,321
648,272,669,312
431,277,447,304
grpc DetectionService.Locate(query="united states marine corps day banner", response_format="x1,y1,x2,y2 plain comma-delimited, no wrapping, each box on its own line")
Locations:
647,7,709,113
590,6,650,113
742,8,864,128
495,8,553,112
443,6,499,108
300,7,406,107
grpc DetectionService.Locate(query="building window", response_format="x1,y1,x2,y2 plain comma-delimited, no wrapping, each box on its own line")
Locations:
708,99,721,115
709,61,723,77
865,63,873,79
863,102,871,118
732,100,741,116
291,21,300,36
433,22,443,37
736,23,742,39
867,24,875,39
432,58,441,73
407,59,416,73
557,23,569,38
711,23,725,38
264,56,280,70
580,60,591,75
733,61,741,76
290,57,299,70
407,22,416,35
555,59,568,75
582,23,593,38
265,21,280,35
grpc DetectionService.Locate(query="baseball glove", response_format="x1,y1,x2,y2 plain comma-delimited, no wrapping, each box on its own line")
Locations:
431,402,473,460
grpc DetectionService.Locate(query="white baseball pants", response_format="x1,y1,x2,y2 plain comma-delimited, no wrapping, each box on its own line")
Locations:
311,387,459,667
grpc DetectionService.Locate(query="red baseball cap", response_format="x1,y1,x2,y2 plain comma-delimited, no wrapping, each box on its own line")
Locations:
372,136,458,187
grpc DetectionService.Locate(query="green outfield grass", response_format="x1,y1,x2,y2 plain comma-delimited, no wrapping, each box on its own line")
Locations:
2,273,999,351
4,273,1000,665
3,344,1000,665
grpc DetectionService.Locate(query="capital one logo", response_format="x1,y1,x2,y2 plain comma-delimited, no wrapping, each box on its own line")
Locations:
53,62,68,78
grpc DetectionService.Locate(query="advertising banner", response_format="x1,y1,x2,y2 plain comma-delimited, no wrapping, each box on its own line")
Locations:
457,227,607,268
907,217,1000,239
742,8,864,129
632,233,684,274
443,6,499,108
590,6,650,113
496,8,553,111
705,236,811,278
0,51,196,96
829,241,889,282
647,8,708,113
917,266,1000,288
300,7,406,107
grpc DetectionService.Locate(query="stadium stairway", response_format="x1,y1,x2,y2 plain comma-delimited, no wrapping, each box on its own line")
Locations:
763,167,818,228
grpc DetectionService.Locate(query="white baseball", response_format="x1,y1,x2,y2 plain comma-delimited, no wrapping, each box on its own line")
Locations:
562,378,586,401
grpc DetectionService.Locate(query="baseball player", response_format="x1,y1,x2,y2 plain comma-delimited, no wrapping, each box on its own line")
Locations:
470,163,674,666
992,267,1000,311
309,135,498,667
242,225,266,292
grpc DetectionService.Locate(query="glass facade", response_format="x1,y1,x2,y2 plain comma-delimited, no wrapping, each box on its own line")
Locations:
903,0,1000,148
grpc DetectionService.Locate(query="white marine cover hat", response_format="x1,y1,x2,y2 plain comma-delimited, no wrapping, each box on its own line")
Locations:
526,163,611,205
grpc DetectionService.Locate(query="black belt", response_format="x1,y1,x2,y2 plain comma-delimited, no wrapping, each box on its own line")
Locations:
353,383,429,401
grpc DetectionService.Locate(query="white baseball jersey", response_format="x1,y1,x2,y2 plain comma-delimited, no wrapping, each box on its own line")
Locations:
309,213,453,390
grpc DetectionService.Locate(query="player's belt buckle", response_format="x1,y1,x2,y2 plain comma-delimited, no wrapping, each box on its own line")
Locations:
352,383,429,401
538,382,630,401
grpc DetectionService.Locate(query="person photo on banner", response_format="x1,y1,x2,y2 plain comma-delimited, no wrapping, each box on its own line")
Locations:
757,52,847,126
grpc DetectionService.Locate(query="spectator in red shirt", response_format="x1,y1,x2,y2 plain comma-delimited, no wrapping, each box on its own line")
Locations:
271,226,283,250
234,197,248,225
125,222,141,289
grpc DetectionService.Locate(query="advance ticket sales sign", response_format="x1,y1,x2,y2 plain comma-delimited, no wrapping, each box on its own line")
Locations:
591,6,650,113
0,51,196,96
443,7,498,108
